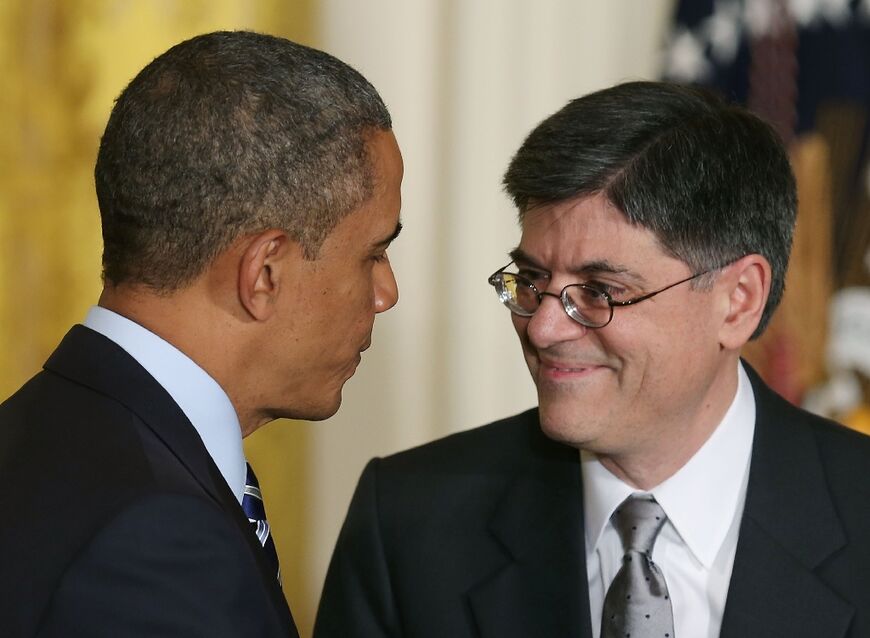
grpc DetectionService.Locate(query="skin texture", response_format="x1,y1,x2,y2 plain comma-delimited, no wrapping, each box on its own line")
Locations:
510,193,770,488
99,129,404,437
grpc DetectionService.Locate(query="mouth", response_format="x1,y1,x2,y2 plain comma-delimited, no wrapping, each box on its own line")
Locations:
537,357,607,380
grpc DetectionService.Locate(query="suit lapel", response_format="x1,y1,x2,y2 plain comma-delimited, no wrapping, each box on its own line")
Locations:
44,326,297,636
45,326,229,506
468,423,592,638
721,368,853,638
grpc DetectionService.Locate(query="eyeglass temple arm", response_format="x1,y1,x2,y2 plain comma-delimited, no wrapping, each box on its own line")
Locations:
608,269,713,307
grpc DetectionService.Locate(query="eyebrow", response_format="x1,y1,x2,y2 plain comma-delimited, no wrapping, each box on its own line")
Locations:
508,248,648,284
373,220,403,248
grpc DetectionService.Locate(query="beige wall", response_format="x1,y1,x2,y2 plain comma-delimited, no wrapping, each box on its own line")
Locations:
309,0,676,633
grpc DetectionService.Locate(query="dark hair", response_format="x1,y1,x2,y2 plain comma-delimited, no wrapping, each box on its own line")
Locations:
503,81,796,338
95,30,391,290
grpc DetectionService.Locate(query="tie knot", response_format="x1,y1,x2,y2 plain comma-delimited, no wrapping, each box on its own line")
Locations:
611,494,667,554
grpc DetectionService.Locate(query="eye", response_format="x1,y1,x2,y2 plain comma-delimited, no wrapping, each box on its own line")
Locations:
372,251,389,264
586,280,625,298
516,268,549,285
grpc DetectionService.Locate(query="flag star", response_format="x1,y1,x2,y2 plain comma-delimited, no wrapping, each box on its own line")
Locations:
744,0,776,36
706,0,742,64
789,0,824,26
819,0,852,25
664,29,713,82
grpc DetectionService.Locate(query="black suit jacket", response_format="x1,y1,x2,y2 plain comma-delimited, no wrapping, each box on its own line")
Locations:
315,366,870,638
0,325,298,638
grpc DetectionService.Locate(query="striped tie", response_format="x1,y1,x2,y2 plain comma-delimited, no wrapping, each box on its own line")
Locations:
242,462,281,585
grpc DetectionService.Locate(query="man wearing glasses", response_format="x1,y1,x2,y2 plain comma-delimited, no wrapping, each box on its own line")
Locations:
316,81,870,638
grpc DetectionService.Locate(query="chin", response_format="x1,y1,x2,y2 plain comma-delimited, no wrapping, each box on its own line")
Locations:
299,398,343,421
537,402,589,449
271,390,343,422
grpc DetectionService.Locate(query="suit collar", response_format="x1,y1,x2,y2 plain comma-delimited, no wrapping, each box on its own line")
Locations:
45,325,231,509
721,365,853,637
82,305,246,502
468,413,593,638
43,326,297,634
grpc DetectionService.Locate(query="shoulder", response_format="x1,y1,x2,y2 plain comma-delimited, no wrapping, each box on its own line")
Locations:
1,367,158,513
1,375,171,633
376,407,571,475
350,408,576,520
807,414,870,495
752,370,870,485
751,372,870,541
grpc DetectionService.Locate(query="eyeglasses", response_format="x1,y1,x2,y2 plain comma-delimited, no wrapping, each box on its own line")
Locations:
487,261,724,329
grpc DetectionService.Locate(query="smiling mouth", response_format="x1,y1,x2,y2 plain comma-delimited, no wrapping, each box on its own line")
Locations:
538,359,607,379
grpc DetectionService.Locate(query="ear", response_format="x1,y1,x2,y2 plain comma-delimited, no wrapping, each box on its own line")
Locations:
237,229,299,321
717,254,772,350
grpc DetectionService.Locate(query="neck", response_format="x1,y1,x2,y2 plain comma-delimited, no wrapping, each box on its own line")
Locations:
98,283,261,436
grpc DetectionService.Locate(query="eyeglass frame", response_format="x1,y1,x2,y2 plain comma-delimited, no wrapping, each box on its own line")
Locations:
487,259,738,329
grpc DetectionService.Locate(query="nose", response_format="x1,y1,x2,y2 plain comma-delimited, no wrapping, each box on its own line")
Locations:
524,293,588,349
374,258,399,313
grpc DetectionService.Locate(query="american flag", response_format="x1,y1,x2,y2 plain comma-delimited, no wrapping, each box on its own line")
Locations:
663,0,870,426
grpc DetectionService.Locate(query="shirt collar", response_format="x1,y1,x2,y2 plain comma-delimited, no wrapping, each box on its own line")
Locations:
582,362,756,568
83,305,246,503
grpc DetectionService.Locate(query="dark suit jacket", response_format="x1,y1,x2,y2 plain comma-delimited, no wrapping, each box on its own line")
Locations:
0,325,298,638
315,366,870,638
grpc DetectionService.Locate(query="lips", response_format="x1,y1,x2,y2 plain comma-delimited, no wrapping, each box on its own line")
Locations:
547,364,592,372
539,356,604,371
537,357,608,380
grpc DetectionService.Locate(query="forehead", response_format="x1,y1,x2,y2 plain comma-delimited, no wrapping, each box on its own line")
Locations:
517,194,669,270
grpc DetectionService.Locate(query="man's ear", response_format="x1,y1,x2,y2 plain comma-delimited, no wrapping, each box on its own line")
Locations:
238,229,299,321
717,254,772,350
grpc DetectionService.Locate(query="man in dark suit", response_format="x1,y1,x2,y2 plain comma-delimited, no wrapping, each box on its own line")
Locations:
315,82,870,637
0,31,403,637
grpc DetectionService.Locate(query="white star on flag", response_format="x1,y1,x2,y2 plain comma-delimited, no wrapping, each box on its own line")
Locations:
819,0,853,25
665,29,712,82
706,0,742,64
744,0,776,36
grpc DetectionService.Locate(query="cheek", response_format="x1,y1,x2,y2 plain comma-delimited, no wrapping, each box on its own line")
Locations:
335,275,379,331
612,316,704,398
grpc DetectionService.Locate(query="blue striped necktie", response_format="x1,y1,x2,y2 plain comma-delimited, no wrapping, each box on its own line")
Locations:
242,462,281,586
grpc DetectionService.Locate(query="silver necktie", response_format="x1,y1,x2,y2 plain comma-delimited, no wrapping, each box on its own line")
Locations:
601,495,675,638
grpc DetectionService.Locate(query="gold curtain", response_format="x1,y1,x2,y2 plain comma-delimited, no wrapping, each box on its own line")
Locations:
742,133,833,404
0,1,317,633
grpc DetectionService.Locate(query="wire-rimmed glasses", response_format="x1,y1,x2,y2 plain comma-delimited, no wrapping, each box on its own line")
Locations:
487,261,726,329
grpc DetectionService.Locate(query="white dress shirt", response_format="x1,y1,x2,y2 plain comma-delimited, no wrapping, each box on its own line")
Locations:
583,363,756,638
84,305,246,504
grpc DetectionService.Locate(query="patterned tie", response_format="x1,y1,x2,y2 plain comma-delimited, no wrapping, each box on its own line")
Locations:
242,462,282,586
601,494,675,638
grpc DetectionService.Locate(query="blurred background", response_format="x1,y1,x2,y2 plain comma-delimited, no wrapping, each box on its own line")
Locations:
2,1,869,635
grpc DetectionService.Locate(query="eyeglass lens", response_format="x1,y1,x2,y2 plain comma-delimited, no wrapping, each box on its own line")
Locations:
496,273,612,326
